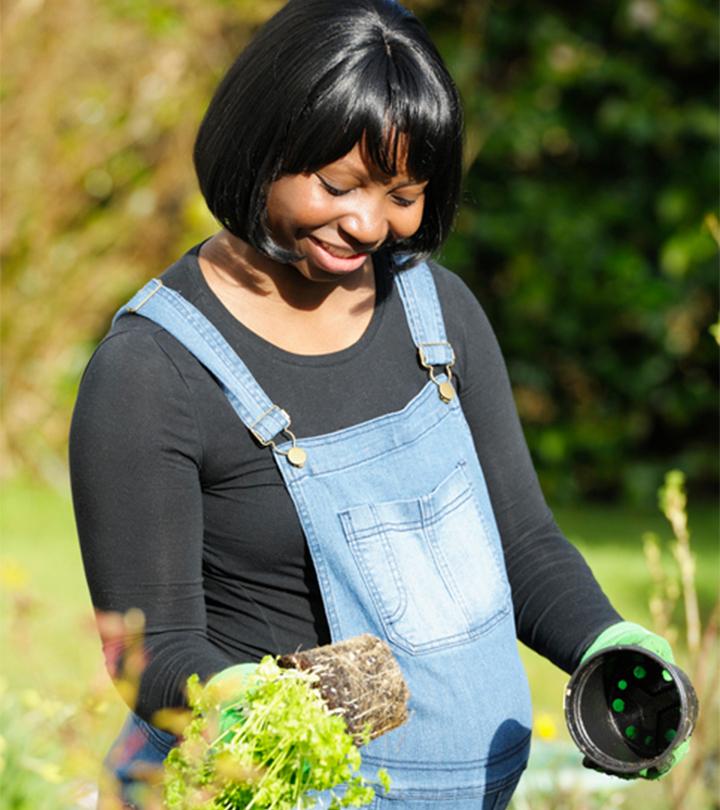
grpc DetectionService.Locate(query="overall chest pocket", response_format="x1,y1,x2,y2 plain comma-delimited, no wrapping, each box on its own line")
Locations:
338,461,511,655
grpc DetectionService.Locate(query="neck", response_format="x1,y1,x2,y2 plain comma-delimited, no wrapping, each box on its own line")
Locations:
198,230,375,312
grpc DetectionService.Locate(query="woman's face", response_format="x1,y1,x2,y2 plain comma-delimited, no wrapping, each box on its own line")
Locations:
265,140,428,283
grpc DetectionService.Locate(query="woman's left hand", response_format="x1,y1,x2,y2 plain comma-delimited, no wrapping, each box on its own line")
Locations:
580,621,690,779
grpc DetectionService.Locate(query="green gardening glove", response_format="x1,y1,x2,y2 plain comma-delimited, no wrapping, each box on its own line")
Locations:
580,621,690,779
581,621,675,666
206,662,261,741
205,660,313,782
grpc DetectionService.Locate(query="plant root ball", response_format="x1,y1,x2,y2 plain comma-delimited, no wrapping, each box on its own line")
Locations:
278,633,410,744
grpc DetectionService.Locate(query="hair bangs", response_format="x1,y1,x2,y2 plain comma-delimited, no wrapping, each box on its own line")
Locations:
281,46,456,187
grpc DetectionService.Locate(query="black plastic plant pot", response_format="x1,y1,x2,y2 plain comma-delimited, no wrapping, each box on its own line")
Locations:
564,645,698,776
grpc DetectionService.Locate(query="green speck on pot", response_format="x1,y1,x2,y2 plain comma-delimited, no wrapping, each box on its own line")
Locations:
617,679,628,690
625,725,637,739
612,699,625,712
633,666,647,679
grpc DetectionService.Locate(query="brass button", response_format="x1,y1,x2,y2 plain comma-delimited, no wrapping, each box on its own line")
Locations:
438,381,455,403
287,446,307,468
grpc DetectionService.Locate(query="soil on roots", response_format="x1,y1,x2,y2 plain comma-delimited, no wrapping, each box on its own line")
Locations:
278,633,410,744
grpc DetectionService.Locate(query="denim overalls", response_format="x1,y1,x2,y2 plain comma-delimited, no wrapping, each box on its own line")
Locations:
106,260,533,809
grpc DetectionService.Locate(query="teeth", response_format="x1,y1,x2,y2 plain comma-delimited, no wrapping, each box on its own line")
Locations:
315,238,359,259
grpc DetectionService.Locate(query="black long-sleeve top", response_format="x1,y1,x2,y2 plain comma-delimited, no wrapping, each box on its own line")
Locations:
69,241,622,722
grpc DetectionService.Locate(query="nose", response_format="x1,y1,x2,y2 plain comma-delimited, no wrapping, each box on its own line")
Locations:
338,199,389,253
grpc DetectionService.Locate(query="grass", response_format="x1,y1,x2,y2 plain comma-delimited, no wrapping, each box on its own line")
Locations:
1,478,108,700
1,476,718,805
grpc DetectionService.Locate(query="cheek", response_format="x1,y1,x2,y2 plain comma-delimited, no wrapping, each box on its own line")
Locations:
268,193,333,237
298,191,337,223
395,200,426,238
267,182,332,235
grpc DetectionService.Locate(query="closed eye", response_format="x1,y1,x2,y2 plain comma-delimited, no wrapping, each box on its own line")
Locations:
317,175,350,197
317,173,422,207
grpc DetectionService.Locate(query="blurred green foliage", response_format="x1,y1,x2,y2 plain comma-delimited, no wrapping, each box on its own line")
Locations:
0,684,86,810
424,0,718,505
1,0,717,505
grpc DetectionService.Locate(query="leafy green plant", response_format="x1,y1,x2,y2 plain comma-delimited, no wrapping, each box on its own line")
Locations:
0,678,91,810
163,657,390,809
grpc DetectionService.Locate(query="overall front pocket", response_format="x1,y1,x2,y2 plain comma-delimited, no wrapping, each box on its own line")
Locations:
338,461,511,654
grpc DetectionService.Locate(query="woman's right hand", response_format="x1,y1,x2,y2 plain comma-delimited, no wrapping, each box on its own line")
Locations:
206,662,261,739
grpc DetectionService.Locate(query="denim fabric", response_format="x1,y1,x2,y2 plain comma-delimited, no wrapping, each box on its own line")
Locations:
367,766,525,810
108,260,533,806
101,712,176,808
112,279,290,444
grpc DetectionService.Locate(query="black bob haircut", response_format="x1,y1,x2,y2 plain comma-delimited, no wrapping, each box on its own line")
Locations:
193,0,464,267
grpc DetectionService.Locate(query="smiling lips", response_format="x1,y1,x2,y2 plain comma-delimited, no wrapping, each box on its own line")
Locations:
306,235,370,273
309,236,366,259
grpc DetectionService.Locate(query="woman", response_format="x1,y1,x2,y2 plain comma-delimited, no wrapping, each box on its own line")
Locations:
69,1,685,808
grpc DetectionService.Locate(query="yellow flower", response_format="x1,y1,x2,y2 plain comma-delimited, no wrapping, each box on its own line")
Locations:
21,689,41,709
534,712,558,741
0,559,29,591
24,758,64,784
36,762,63,784
40,698,68,719
88,698,109,716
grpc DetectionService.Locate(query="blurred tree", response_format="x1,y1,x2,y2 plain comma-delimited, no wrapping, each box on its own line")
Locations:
421,0,718,505
1,0,282,482
1,0,717,506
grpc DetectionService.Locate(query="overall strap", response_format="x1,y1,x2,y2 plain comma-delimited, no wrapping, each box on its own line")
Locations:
393,261,456,400
112,280,294,449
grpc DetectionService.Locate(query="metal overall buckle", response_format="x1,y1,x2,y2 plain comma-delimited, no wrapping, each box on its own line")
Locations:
248,405,307,468
417,342,456,403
